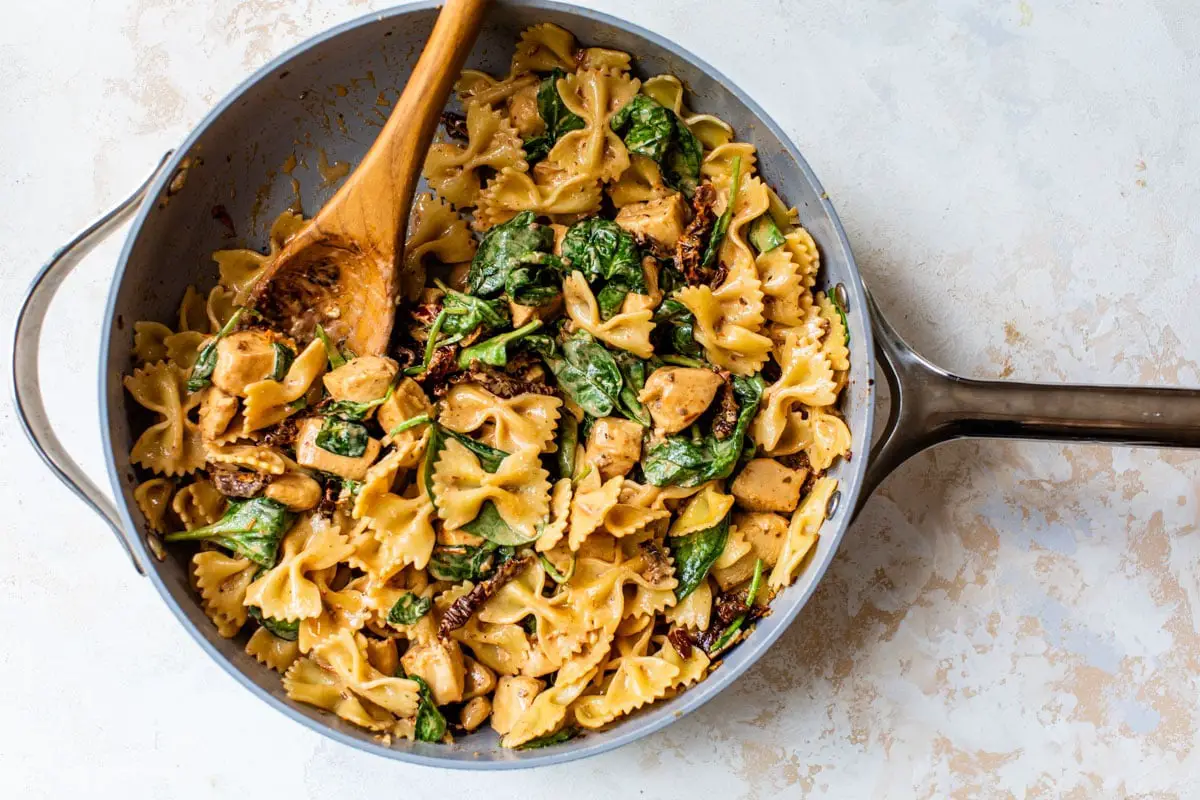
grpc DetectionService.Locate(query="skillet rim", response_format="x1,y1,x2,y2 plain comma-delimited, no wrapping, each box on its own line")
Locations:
99,0,876,769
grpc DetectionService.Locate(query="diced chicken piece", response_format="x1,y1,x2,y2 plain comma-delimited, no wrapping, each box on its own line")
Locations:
509,295,564,328
199,386,239,440
711,551,759,591
212,330,279,397
460,697,492,732
462,656,497,701
506,83,544,138
614,194,688,251
365,638,400,677
490,676,545,735
400,639,466,706
263,471,322,511
323,355,398,404
376,377,433,438
585,417,644,480
294,417,381,481
638,367,724,434
730,458,806,513
733,511,789,567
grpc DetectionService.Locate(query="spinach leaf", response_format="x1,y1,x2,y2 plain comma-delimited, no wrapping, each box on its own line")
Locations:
505,253,566,307
323,381,395,421
539,550,576,583
708,557,764,652
314,323,348,369
427,542,514,582
748,214,786,254
609,94,675,162
436,280,511,342
525,331,622,417
613,351,650,427
642,375,764,487
467,211,557,298
269,342,295,382
387,592,432,626
610,94,703,197
457,319,543,369
652,299,704,360
523,68,586,164
247,604,299,640
668,511,730,600
389,412,431,437
165,497,294,568
560,219,645,319
411,675,447,742
700,155,743,271
517,727,580,750
555,413,578,480
186,307,246,392
462,500,538,546
315,417,369,458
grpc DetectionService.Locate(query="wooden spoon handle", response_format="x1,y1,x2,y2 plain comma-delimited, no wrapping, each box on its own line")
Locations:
312,0,490,256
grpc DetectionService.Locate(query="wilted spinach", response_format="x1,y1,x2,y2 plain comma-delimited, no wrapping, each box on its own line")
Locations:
707,558,765,652
505,252,566,307
522,68,585,163
436,280,511,342
652,298,704,360
700,155,743,271
610,94,703,197
313,322,348,369
555,412,578,480
427,541,514,582
642,375,764,487
524,331,622,417
165,497,294,568
269,342,295,382
411,675,448,742
387,592,432,626
667,511,730,600
457,319,543,369
186,306,246,392
517,727,580,750
613,351,650,427
560,218,645,319
248,604,299,640
467,211,557,297
323,380,395,422
315,417,370,458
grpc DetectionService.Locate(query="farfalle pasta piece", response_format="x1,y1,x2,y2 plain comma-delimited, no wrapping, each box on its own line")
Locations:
563,271,654,358
206,285,237,333
298,574,374,654
607,155,674,207
171,479,226,530
641,74,736,149
578,48,631,73
450,615,532,677
571,651,679,729
205,443,289,475
355,490,436,577
752,316,838,454
546,69,639,183
401,193,478,301
432,439,551,541
500,668,598,748
479,560,588,652
124,361,206,476
769,477,836,589
164,331,206,372
134,478,174,533
568,468,624,550
664,576,713,631
192,551,257,638
510,22,577,73
177,286,209,333
242,339,326,432
701,142,757,188
474,167,601,230
133,321,172,364
244,516,354,622
214,210,306,303
439,383,562,454
423,103,527,209
816,292,850,372
804,407,852,471
246,627,300,673
455,70,539,108
675,262,771,375
756,246,809,327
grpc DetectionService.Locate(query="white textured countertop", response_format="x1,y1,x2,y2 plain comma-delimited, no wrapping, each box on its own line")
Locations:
2,1,1197,796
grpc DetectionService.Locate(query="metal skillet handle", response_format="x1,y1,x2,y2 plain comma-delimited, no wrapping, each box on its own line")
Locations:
12,152,174,576
859,290,1200,513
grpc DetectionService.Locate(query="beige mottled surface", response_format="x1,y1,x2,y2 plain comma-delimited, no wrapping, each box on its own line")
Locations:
1,0,1197,797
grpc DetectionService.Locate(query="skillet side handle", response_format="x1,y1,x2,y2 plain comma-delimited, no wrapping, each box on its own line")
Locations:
858,291,1200,516
11,152,174,576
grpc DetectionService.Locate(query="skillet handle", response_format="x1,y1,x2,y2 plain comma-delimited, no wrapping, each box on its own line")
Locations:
858,290,1200,514
11,152,174,576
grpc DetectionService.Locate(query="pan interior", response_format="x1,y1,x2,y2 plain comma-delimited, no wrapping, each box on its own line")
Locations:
103,0,874,767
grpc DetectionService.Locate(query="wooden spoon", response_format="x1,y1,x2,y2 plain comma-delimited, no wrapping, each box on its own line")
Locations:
250,0,490,356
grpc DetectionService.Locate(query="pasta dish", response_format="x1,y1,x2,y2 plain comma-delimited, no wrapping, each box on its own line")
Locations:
124,23,852,749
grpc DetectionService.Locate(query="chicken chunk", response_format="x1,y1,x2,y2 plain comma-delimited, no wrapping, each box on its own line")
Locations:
585,417,644,480
491,676,545,736
400,639,466,706
263,471,322,511
615,194,688,251
733,511,789,567
730,458,807,513
212,330,279,397
711,551,759,591
294,417,381,481
376,377,433,439
323,355,398,404
510,295,564,328
638,367,724,434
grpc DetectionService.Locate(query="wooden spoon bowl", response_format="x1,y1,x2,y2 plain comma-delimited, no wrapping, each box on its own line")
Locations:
250,0,490,356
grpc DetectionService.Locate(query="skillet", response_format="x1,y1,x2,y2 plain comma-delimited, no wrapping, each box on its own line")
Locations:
13,0,1200,769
